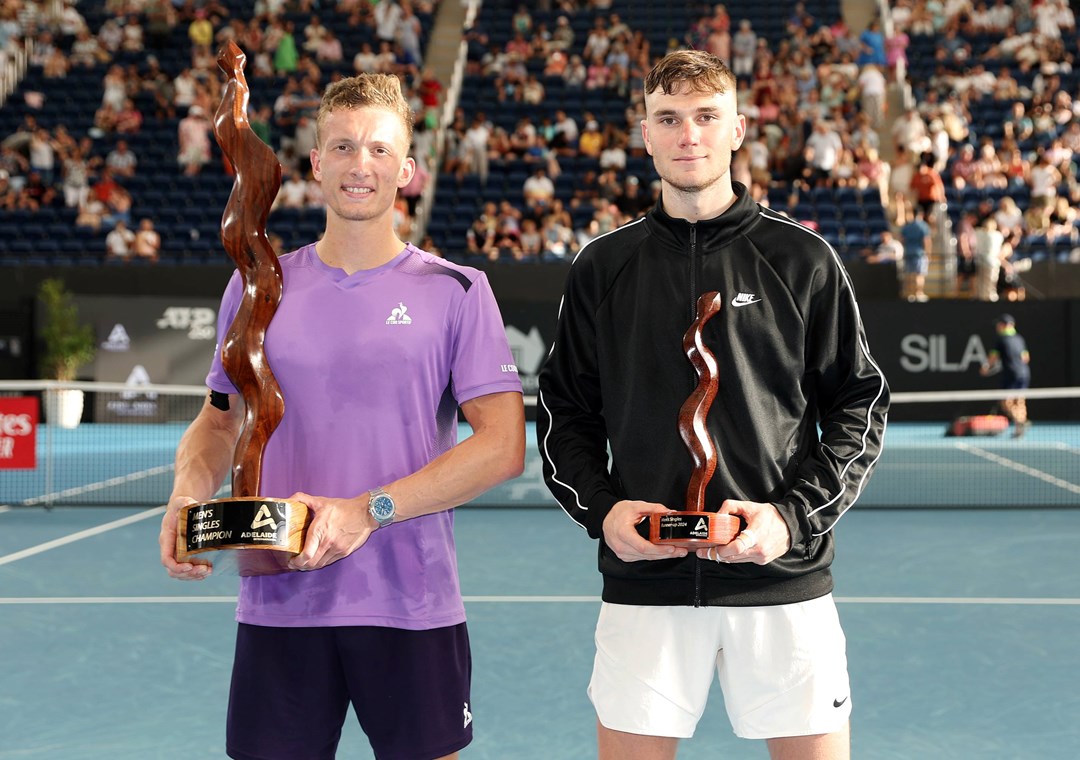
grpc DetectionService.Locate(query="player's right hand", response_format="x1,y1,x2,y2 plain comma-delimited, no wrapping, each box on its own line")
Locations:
603,500,689,563
160,496,212,580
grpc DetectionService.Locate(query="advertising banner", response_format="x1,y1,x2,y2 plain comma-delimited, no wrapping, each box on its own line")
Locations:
77,296,220,423
0,396,38,470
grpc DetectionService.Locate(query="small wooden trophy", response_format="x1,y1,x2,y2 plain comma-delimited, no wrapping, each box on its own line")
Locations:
649,292,740,548
175,41,309,576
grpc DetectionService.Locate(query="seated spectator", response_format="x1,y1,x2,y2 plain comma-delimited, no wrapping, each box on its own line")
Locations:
102,184,133,229
418,234,442,258
551,15,575,52
1004,102,1034,143
616,175,651,220
105,220,136,261
994,196,1026,248
278,169,308,209
304,172,324,208
599,134,627,171
1000,146,1029,188
520,75,545,105
585,54,610,90
576,217,601,250
75,198,107,232
488,233,524,262
856,146,890,208
861,228,904,264
393,194,411,241
16,172,57,211
0,145,28,191
519,218,543,259
400,155,428,217
496,200,523,241
105,140,138,178
1027,149,1062,229
115,98,144,135
43,46,70,78
522,167,557,218
122,14,145,53
572,169,601,209
563,54,587,88
550,110,579,155
594,166,623,206
542,210,575,260
465,202,498,256
70,28,110,67
353,42,377,73
133,218,161,263
92,103,120,136
544,49,568,78
974,142,1008,189
0,171,15,210
1047,196,1077,244
578,120,604,159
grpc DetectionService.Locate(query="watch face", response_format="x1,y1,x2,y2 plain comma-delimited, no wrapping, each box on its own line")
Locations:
371,495,395,521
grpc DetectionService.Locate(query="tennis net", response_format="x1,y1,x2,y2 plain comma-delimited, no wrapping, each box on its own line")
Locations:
1,382,1078,509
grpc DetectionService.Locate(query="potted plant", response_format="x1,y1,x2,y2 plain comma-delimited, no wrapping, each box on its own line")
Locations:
38,278,97,428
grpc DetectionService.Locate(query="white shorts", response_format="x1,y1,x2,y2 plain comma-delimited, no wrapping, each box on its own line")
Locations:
588,595,851,740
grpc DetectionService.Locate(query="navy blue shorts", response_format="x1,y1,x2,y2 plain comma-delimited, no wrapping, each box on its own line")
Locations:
1002,376,1030,391
226,623,473,760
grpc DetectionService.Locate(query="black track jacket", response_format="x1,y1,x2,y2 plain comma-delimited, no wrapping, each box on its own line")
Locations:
537,184,889,607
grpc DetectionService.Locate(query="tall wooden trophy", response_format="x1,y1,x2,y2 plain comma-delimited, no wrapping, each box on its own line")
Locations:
649,292,740,548
175,41,310,576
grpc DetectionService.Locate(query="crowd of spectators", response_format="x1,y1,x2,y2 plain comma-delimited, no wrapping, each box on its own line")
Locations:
1,0,438,262
2,0,1079,299
437,0,1080,298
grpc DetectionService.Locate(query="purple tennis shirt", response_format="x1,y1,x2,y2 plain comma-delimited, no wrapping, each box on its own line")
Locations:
205,243,522,629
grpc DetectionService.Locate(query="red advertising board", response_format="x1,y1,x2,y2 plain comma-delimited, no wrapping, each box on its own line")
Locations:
0,396,38,470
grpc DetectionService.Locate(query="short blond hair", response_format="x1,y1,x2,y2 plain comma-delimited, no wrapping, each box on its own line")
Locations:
316,74,414,148
644,49,737,98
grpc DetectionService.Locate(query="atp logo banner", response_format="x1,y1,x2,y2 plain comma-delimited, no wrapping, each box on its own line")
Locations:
0,396,38,470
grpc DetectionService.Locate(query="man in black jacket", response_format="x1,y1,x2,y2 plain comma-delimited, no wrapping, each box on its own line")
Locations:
537,50,889,760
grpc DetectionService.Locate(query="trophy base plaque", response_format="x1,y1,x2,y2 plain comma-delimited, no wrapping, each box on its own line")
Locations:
649,512,740,549
176,497,311,577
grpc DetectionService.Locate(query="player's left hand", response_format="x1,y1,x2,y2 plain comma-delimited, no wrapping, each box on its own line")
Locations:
696,499,791,565
287,492,377,571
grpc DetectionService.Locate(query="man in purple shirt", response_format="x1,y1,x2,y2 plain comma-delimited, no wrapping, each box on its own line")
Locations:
159,73,525,760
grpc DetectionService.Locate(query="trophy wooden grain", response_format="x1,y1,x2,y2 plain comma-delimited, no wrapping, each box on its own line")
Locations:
649,292,740,548
175,41,309,576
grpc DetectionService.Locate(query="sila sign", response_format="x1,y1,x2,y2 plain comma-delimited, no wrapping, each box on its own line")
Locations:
899,334,989,373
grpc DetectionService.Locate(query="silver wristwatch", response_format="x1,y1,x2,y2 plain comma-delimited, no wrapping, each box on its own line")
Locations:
368,487,396,528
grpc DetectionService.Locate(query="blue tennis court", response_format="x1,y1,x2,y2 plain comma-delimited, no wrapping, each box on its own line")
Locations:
2,503,1079,759
2,410,1079,759
6,418,1080,509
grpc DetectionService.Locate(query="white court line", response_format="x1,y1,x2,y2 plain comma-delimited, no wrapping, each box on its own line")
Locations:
19,465,175,506
0,595,1079,606
0,506,165,566
957,442,1080,496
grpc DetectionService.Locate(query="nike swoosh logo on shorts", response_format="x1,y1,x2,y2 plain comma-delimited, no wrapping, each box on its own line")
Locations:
833,696,849,708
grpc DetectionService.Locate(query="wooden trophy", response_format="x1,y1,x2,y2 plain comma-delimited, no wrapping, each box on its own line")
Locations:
649,292,740,548
175,41,309,576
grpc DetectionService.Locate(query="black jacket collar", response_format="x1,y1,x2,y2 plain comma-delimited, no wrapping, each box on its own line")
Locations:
644,181,760,254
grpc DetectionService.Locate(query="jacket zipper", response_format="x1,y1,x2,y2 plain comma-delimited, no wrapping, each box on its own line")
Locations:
689,223,704,608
